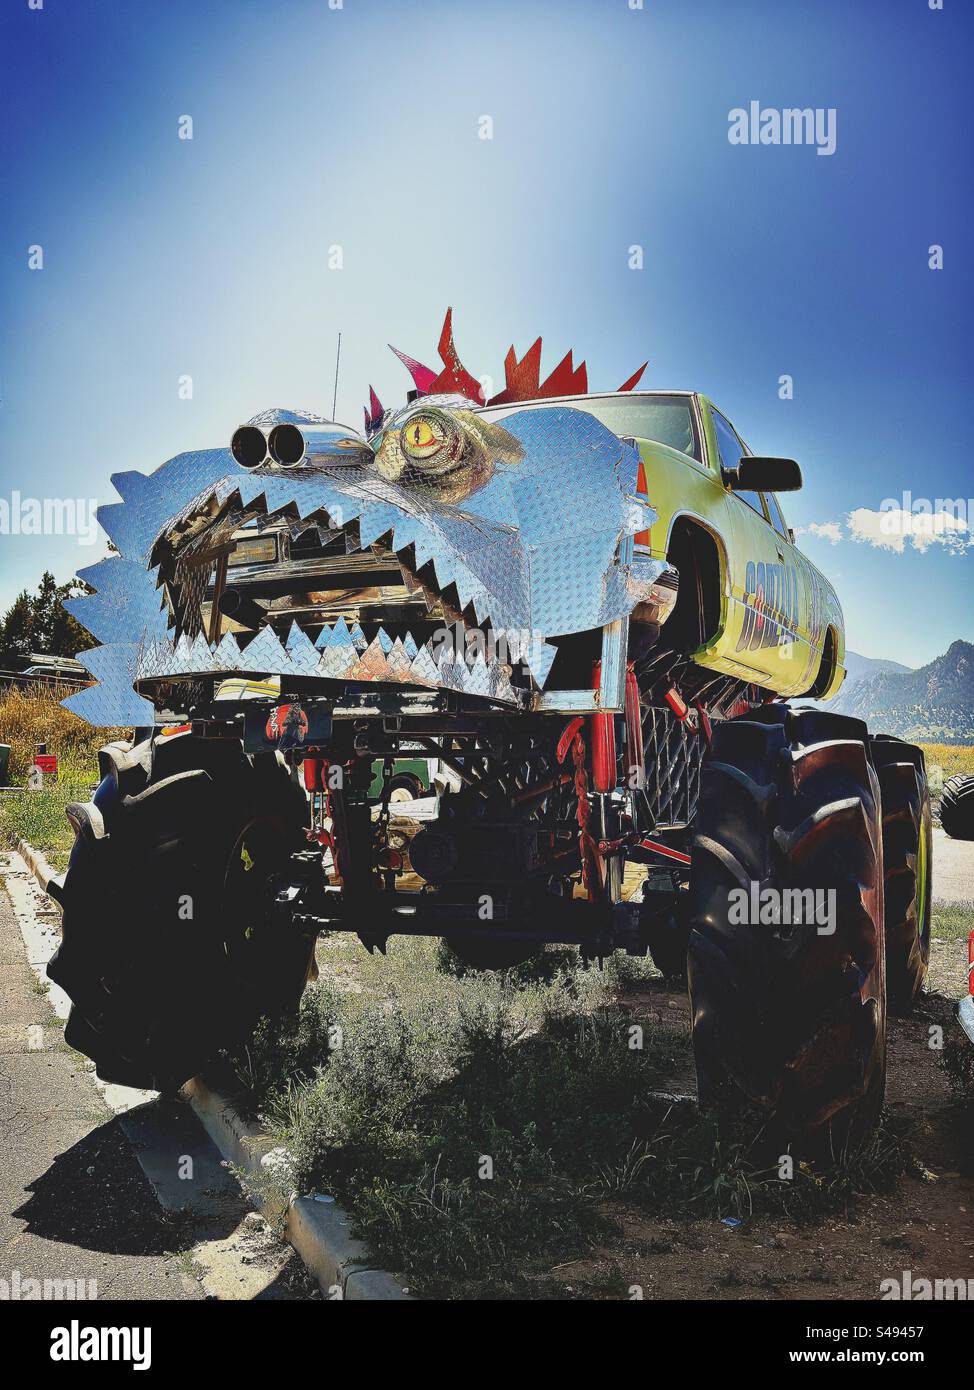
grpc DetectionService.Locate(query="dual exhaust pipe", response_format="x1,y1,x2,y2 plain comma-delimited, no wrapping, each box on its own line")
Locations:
230,422,374,471
230,422,308,470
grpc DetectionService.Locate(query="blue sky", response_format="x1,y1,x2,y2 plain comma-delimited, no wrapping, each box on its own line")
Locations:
1,0,971,666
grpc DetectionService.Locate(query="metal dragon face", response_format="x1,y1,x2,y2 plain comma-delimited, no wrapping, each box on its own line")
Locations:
62,313,661,727
371,406,524,505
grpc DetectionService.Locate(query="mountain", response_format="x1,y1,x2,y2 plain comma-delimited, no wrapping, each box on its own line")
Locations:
802,650,912,718
830,640,974,743
842,651,913,686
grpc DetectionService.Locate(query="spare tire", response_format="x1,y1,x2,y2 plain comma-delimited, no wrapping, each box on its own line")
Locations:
940,774,974,841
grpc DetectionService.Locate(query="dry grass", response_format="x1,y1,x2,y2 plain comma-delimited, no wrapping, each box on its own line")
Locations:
919,742,974,781
0,684,128,784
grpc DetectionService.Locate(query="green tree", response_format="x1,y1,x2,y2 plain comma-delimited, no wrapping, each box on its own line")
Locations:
0,571,93,666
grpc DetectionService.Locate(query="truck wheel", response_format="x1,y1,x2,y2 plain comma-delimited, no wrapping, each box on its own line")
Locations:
940,774,974,841
870,736,931,1013
687,707,886,1155
385,771,426,803
48,735,315,1092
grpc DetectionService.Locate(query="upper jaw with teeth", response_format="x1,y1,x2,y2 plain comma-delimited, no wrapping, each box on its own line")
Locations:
62,401,660,727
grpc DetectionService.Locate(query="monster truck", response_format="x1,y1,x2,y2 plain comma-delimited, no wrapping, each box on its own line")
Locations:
50,312,932,1152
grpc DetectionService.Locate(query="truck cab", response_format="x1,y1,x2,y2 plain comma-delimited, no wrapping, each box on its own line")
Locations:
479,390,845,701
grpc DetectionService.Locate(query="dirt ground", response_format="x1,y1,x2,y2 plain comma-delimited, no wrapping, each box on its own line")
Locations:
544,943,974,1300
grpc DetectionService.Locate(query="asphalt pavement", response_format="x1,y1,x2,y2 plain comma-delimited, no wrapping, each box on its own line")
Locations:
0,884,200,1300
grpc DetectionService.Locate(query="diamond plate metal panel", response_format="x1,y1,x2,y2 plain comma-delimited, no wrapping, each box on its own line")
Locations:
70,398,664,723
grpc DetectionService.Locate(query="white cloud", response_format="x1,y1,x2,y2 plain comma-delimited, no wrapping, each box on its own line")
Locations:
847,507,971,555
806,520,843,545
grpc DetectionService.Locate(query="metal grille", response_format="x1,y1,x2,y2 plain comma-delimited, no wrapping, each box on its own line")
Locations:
641,705,705,828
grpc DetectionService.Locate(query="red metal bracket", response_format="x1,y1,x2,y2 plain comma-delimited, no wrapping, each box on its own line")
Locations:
637,836,692,866
664,686,689,721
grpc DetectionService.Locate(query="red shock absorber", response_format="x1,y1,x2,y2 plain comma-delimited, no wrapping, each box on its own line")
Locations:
302,756,335,853
302,756,326,792
590,660,617,794
557,716,604,901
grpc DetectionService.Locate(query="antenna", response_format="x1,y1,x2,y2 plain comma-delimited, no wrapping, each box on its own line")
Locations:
331,332,342,421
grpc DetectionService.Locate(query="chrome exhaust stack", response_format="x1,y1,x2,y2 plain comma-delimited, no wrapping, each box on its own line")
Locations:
267,422,373,469
230,425,269,469
232,421,373,470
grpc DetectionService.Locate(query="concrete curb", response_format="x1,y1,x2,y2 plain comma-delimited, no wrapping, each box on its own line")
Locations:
16,839,412,1302
959,995,974,1046
181,1075,412,1301
16,838,60,892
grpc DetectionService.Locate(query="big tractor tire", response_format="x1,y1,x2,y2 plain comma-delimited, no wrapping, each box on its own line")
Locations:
47,734,316,1093
870,736,931,1013
687,707,886,1156
940,774,974,841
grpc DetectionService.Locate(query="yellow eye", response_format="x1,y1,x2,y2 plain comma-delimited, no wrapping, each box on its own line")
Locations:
401,416,444,459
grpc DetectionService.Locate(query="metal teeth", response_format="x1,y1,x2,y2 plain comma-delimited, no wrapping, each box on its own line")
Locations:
132,621,518,703
386,638,413,682
65,401,662,726
214,631,243,667
284,622,320,675
66,644,156,728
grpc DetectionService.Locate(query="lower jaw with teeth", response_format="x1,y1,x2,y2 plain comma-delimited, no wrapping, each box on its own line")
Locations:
134,619,519,703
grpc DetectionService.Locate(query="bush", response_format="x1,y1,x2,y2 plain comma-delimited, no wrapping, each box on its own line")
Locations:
0,684,126,784
227,917,918,1295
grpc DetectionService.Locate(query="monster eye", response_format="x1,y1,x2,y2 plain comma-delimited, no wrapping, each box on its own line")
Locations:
400,415,445,460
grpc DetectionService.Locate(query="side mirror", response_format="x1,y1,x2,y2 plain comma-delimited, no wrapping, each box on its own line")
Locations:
724,456,802,493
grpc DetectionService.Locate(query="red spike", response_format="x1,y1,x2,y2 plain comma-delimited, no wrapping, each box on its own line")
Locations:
364,385,384,433
486,338,543,405
388,344,438,394
427,308,484,403
618,361,648,392
538,349,587,398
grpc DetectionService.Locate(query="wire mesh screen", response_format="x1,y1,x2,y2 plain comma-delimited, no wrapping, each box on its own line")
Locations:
641,704,705,828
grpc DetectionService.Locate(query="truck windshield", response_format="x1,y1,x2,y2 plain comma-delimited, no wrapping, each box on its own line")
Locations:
479,394,700,462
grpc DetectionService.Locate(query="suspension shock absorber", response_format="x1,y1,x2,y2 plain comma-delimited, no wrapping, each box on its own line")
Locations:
624,661,644,788
590,659,617,794
302,756,332,848
557,716,603,901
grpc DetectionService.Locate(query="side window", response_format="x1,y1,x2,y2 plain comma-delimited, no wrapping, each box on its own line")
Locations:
765,492,789,539
711,409,765,519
